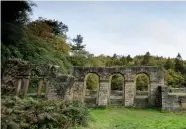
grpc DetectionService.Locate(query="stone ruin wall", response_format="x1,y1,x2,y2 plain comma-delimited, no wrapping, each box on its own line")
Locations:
161,87,186,111
72,66,165,108
1,59,75,101
2,59,186,111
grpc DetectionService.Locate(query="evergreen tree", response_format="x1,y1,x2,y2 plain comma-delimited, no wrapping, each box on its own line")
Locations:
120,56,127,66
71,34,86,51
141,52,151,65
175,53,184,74
126,55,133,63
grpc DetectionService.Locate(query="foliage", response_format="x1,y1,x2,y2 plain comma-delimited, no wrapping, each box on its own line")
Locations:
164,69,185,88
1,96,89,129
86,74,99,90
136,74,149,91
28,17,69,39
111,75,124,90
1,1,34,45
164,57,175,70
175,53,185,74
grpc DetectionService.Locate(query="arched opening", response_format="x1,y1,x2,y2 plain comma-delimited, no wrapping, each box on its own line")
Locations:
134,73,150,107
27,78,39,97
84,73,99,106
27,78,46,98
109,73,125,106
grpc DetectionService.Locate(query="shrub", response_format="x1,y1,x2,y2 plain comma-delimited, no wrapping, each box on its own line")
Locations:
1,96,89,129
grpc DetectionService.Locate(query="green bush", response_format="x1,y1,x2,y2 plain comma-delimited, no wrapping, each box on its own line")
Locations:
1,96,89,129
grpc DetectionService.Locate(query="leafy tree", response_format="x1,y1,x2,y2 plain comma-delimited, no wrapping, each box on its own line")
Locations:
164,69,185,88
111,75,124,90
86,74,99,90
27,19,53,40
126,55,133,63
120,56,127,66
39,17,69,35
164,57,174,70
136,74,149,91
1,1,34,24
27,17,68,39
134,59,141,66
1,1,35,45
69,50,88,66
112,53,117,59
51,36,71,54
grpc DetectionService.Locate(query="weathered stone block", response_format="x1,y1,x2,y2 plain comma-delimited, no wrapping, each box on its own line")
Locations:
181,103,186,110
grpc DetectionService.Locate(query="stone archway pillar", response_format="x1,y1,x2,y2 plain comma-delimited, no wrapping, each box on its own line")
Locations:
125,80,135,106
149,69,164,107
73,80,84,103
149,81,160,106
98,79,109,106
15,78,22,95
23,76,30,96
45,79,49,97
37,78,44,97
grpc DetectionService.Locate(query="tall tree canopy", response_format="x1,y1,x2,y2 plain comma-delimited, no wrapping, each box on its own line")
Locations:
175,53,184,74
1,1,35,45
28,17,69,39
141,52,151,65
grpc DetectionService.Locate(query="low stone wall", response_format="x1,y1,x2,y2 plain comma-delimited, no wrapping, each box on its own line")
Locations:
134,96,148,108
161,87,186,111
110,90,123,106
84,89,98,106
46,74,75,101
169,88,186,93
136,91,148,96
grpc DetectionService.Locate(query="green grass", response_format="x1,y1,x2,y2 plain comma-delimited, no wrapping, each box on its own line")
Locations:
74,107,186,129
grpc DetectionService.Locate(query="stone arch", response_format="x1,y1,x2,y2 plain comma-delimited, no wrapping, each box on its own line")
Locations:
27,77,39,95
109,73,125,106
135,72,150,91
72,66,164,107
134,72,150,107
109,72,125,90
83,72,100,106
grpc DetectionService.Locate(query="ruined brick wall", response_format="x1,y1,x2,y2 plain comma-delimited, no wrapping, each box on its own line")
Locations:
161,87,186,111
3,59,186,111
1,59,75,102
72,66,164,107
46,74,74,101
1,59,29,95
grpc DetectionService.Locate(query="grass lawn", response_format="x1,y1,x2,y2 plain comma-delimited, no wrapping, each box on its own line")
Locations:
74,107,186,129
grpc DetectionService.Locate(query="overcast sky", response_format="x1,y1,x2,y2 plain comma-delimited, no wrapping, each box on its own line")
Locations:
31,1,186,59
